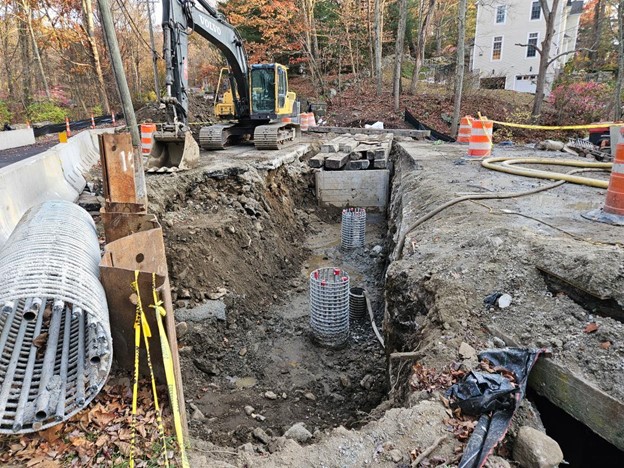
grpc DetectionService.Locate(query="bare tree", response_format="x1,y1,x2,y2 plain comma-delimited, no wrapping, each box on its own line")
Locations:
374,0,382,95
392,0,408,111
83,0,110,113
450,0,467,137
616,0,624,120
19,0,50,100
531,0,561,119
409,0,436,94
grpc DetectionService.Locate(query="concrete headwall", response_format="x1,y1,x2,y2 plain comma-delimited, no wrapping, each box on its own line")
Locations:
0,129,112,247
0,128,36,151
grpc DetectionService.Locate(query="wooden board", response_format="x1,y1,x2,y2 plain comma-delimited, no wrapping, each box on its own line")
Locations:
309,126,429,139
487,325,624,451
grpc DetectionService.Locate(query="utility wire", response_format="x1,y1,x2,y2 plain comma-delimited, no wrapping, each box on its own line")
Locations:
114,0,162,59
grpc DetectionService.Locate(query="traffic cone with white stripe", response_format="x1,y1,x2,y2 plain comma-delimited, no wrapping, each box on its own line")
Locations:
584,126,624,225
65,116,71,137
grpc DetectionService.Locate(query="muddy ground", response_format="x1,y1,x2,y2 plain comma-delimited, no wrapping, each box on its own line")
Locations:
145,147,388,451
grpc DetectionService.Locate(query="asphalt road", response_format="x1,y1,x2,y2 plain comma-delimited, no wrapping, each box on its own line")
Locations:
0,140,58,169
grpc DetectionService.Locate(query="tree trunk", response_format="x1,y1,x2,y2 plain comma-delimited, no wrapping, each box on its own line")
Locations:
532,0,561,119
450,0,467,137
409,0,436,94
393,0,408,112
83,0,111,113
589,0,604,65
17,9,32,108
615,0,624,120
1,3,15,98
22,1,50,100
374,0,382,95
367,0,375,78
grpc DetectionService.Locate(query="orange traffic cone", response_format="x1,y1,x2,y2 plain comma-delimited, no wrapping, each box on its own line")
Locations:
466,117,493,158
90,114,96,129
65,116,71,137
584,127,624,225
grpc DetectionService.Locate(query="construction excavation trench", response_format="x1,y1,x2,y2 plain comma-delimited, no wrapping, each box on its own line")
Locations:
144,138,624,466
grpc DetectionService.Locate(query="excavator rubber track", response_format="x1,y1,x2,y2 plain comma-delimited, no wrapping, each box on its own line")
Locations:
199,124,235,150
254,122,301,150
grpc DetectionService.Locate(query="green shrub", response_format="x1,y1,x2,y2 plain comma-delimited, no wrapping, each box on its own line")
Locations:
92,104,103,116
26,101,67,124
0,100,11,124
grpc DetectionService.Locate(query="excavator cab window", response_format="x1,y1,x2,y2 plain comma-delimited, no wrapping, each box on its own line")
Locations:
277,67,287,109
251,67,276,114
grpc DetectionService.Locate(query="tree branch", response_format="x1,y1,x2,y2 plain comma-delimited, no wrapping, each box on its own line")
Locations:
546,48,595,66
515,42,542,54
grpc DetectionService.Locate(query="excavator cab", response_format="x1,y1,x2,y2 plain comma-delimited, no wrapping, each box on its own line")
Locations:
250,64,297,120
214,67,236,119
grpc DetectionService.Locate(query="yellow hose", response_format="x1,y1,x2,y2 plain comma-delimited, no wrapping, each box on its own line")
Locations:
481,157,612,189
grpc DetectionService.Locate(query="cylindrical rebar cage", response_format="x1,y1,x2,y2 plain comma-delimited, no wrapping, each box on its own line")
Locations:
349,287,366,321
0,200,112,434
341,208,366,250
309,267,350,347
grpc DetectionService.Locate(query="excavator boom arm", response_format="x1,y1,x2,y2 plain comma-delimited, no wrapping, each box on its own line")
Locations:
162,0,250,125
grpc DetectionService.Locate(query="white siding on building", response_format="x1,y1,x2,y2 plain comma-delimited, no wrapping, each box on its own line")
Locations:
472,0,582,94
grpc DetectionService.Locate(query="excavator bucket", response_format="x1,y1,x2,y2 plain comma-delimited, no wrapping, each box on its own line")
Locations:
147,130,200,173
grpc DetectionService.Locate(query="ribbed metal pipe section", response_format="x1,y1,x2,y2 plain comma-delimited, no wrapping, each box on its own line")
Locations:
349,287,366,321
309,267,350,347
0,200,111,434
341,208,366,250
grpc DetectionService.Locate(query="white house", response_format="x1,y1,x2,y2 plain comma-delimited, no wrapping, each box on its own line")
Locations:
471,0,584,94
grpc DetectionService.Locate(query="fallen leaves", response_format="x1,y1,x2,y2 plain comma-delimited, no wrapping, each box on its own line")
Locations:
584,322,599,334
0,376,178,467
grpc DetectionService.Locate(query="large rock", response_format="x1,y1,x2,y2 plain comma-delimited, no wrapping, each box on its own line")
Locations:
513,426,564,468
283,423,313,443
176,300,226,322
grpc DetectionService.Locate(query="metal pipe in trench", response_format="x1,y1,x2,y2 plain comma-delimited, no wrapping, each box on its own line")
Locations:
0,200,112,434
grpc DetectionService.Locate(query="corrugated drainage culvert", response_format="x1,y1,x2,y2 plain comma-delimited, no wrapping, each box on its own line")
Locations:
0,200,111,433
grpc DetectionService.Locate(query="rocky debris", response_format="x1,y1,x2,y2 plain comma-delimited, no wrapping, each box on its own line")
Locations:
513,426,564,468
283,423,313,443
388,449,403,463
304,392,316,401
239,347,247,356
498,294,513,309
244,405,255,416
264,391,278,400
485,456,512,468
176,300,226,322
360,374,373,390
252,427,271,445
370,245,383,257
189,403,205,421
253,413,266,422
339,374,351,388
192,358,220,376
176,321,189,338
458,342,476,360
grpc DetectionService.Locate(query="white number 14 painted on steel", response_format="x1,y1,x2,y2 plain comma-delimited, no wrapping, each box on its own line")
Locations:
119,150,135,172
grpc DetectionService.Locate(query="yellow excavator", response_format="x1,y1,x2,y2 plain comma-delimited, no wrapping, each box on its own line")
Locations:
148,0,300,172
214,68,235,118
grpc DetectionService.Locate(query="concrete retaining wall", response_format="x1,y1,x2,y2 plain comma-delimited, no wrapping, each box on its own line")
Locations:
315,169,390,211
0,128,35,151
0,129,112,247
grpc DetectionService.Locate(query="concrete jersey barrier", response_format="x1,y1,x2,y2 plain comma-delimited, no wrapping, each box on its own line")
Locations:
0,129,112,247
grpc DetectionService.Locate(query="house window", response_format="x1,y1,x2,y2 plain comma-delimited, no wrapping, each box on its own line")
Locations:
531,1,541,20
496,5,506,24
527,33,539,57
492,36,503,60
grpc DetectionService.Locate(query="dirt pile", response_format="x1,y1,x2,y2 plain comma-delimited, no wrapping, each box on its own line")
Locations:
136,91,215,125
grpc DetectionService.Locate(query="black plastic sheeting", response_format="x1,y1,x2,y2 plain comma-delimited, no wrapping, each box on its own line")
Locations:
32,113,122,138
404,108,455,142
446,348,545,468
